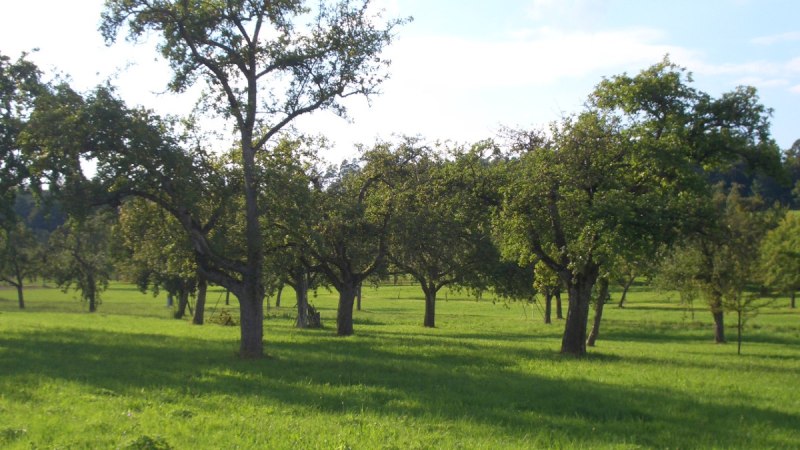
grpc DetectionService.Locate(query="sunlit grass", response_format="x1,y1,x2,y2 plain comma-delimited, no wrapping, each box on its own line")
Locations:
0,282,798,448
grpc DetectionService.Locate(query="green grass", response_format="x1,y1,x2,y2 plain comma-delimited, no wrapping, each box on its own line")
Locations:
1,282,799,449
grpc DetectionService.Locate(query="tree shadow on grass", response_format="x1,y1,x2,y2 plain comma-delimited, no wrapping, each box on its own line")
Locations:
1,327,798,448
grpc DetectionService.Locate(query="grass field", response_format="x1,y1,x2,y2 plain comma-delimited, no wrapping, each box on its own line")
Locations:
1,282,799,449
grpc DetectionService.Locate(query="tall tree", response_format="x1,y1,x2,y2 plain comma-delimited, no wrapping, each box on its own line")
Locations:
98,0,407,358
0,52,43,223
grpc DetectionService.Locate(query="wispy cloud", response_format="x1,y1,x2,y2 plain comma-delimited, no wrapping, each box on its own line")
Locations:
751,31,800,45
791,85,800,94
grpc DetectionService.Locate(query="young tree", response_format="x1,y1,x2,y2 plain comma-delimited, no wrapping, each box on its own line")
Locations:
657,186,777,344
0,221,42,309
97,0,407,358
48,212,115,312
759,211,800,308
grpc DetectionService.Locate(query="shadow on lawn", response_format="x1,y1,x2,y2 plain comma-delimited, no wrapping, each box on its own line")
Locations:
1,327,798,448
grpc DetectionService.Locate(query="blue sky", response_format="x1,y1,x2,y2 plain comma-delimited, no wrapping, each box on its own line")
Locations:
1,0,798,161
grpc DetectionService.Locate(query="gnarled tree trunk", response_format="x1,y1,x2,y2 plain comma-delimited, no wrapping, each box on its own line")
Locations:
560,267,598,356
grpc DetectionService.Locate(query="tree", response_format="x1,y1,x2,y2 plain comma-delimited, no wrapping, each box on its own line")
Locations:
387,143,499,328
291,144,411,336
98,0,407,358
533,260,561,324
657,186,777,344
496,58,780,356
116,198,205,321
759,211,800,308
496,112,649,356
48,211,115,312
0,221,42,309
0,52,43,224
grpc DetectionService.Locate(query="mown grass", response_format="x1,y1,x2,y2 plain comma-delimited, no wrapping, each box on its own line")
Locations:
0,282,798,449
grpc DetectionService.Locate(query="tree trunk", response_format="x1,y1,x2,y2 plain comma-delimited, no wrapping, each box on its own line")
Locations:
236,279,265,358
16,282,25,309
618,275,634,308
174,290,189,319
791,291,796,309
336,283,358,336
238,140,265,358
193,276,207,325
544,290,552,324
225,290,230,306
87,274,97,313
712,309,726,343
423,283,437,328
275,284,283,308
560,270,597,356
736,309,743,355
356,283,362,311
295,274,310,329
586,278,609,347
555,290,563,320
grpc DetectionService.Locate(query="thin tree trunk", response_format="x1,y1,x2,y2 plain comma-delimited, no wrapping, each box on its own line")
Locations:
193,276,207,325
275,284,283,308
586,278,609,347
791,291,796,309
555,290,563,320
225,289,230,306
423,284,436,328
16,282,25,309
356,283,362,311
618,275,634,308
336,283,358,336
560,271,597,356
88,274,97,313
544,290,552,324
737,309,743,355
712,305,726,344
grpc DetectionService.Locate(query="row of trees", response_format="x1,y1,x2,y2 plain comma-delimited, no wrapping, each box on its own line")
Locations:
2,1,799,358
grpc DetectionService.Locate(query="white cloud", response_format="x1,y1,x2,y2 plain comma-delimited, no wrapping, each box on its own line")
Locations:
791,85,800,94
385,26,684,91
751,31,800,45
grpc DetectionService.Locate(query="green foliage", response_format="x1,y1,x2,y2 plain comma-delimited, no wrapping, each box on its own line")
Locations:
759,211,800,299
47,211,116,312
